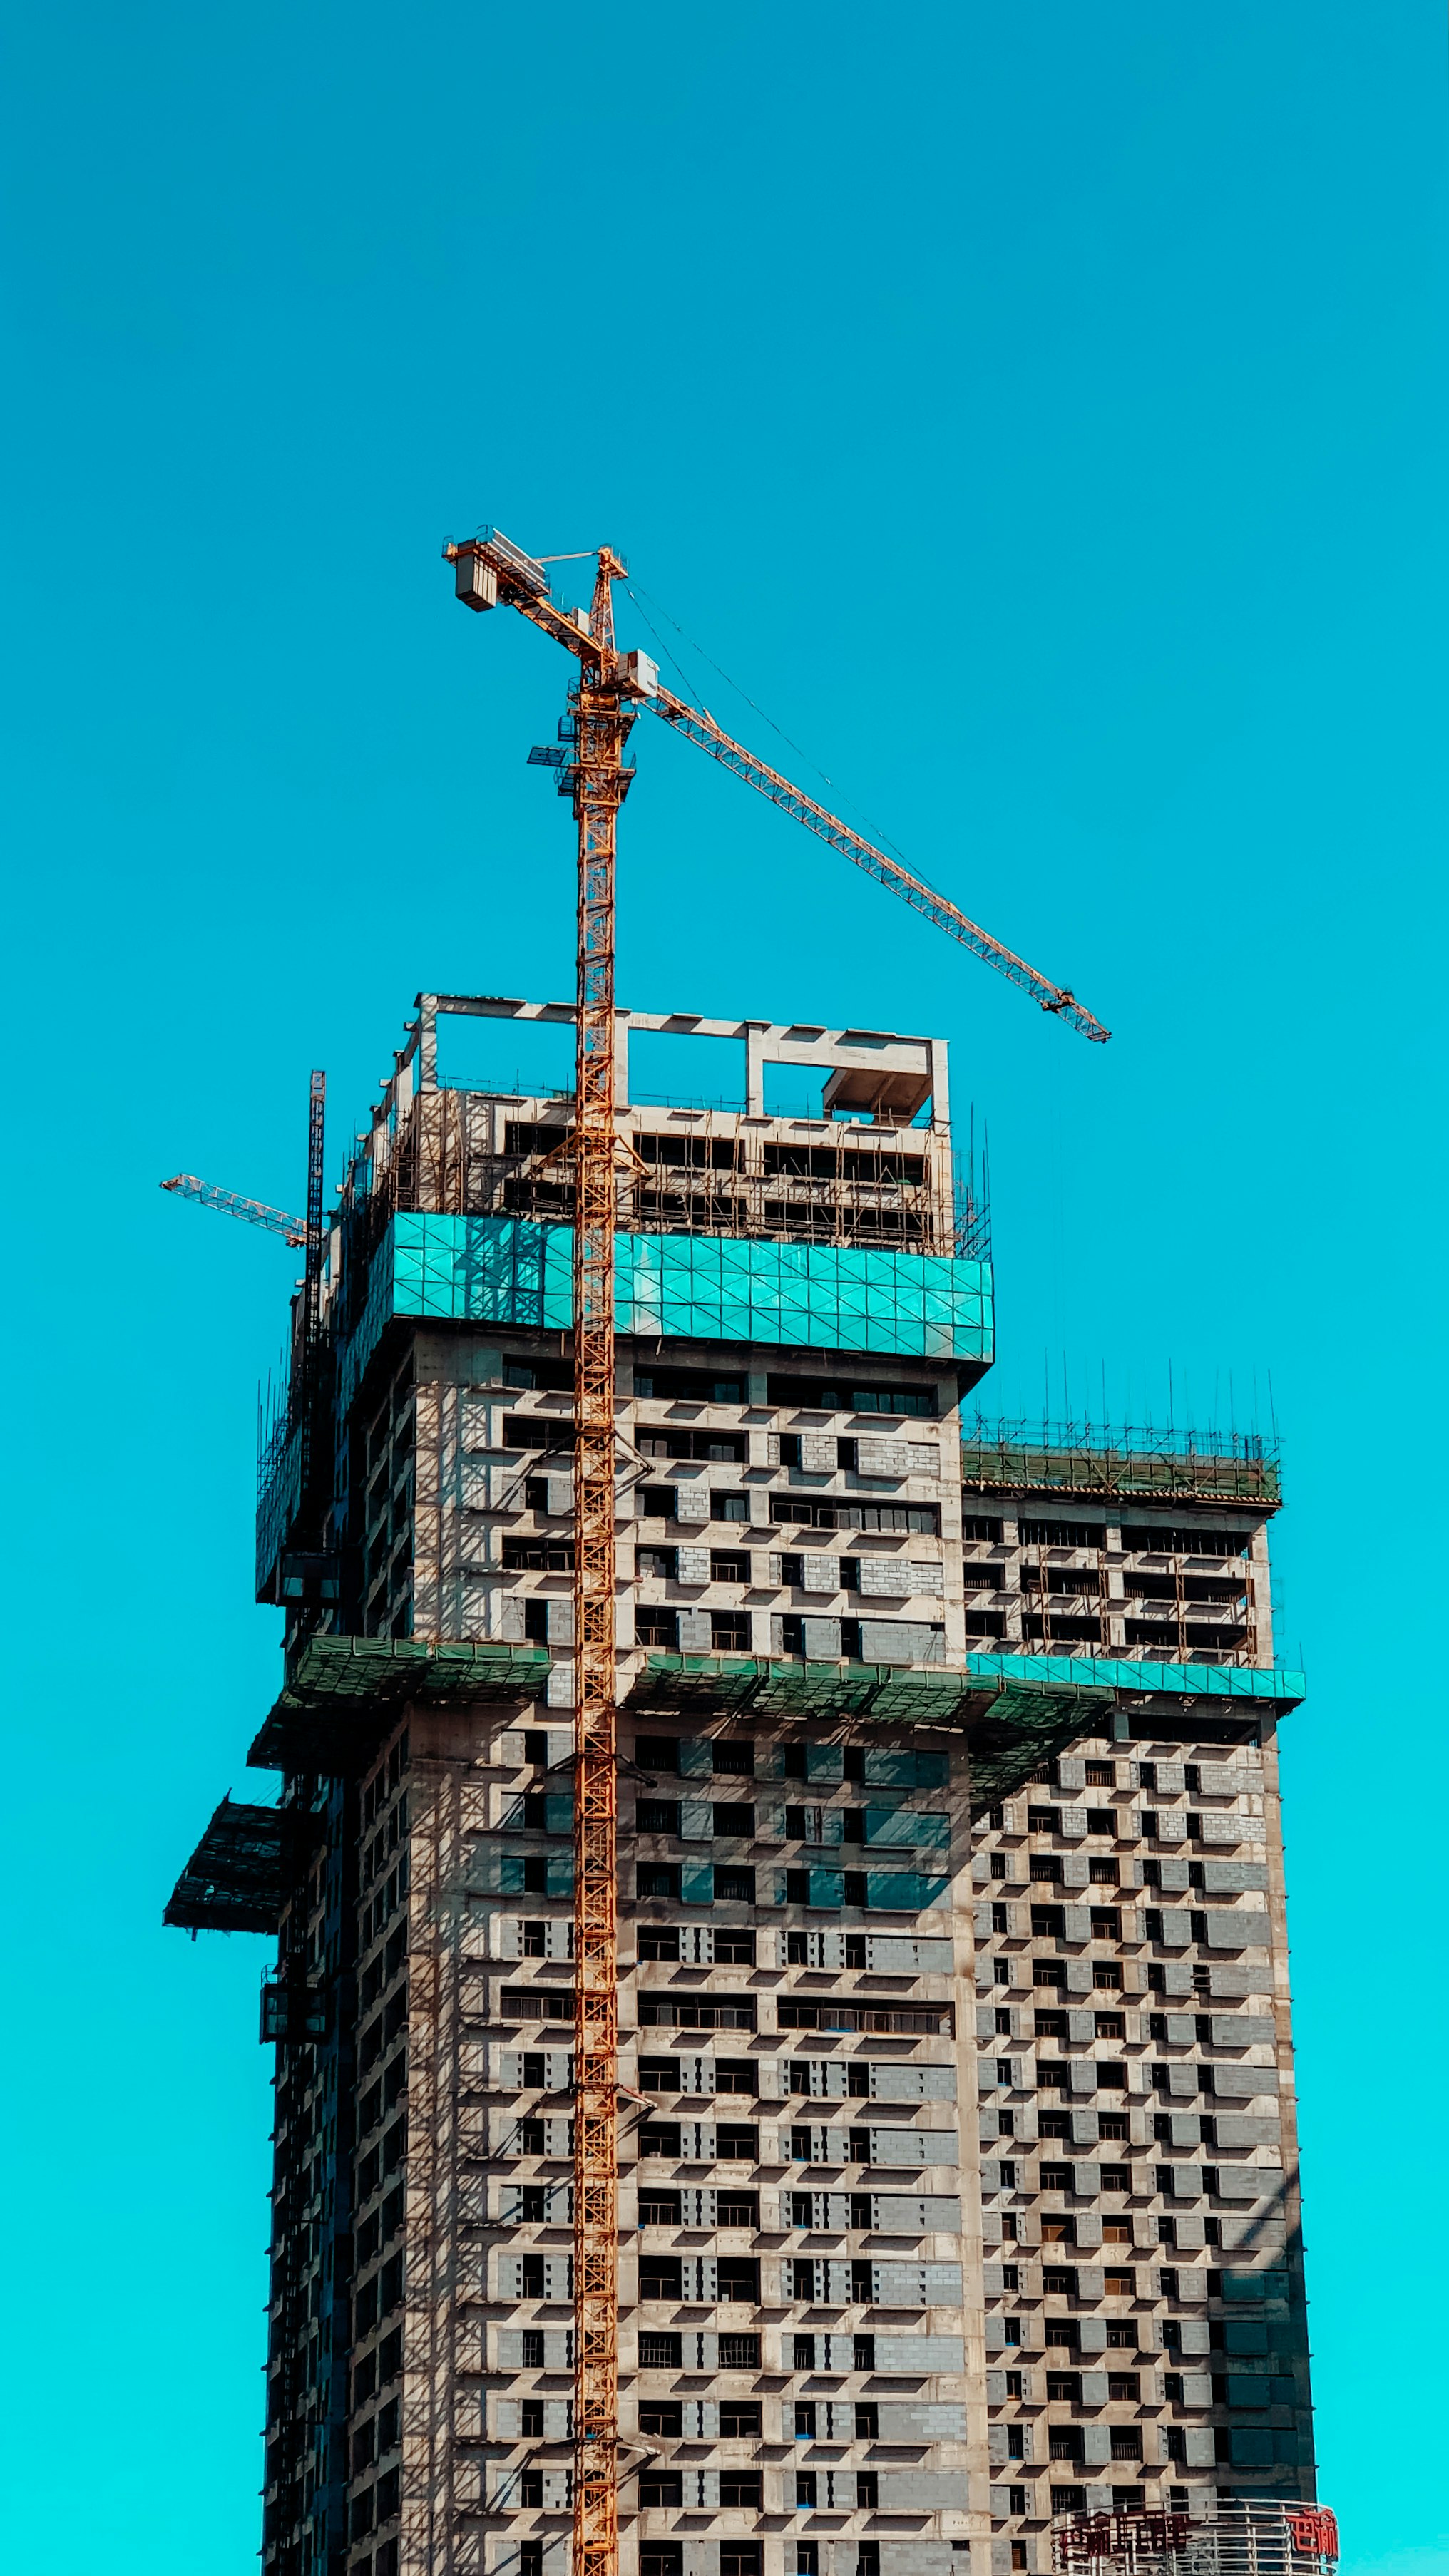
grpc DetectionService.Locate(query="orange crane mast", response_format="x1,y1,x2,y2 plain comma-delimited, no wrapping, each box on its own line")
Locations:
443,523,1110,2576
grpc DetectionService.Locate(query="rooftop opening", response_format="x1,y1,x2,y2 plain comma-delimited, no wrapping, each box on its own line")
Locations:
628,1028,745,1110
435,1010,575,1097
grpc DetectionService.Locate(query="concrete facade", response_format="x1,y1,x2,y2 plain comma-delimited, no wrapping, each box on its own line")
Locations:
959,1467,1312,2567
168,995,1314,2576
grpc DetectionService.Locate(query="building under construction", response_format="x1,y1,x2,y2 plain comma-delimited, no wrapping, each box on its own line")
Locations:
168,991,1321,2576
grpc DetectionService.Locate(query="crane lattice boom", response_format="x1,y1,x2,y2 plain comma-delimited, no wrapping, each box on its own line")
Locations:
648,689,1110,1041
160,1174,309,1245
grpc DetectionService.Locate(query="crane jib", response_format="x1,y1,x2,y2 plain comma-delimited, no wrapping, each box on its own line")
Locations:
647,696,1111,1042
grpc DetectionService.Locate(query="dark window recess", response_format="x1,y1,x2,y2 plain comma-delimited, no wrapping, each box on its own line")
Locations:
637,1608,680,1649
503,1415,575,1452
772,1499,940,1535
715,2125,759,2160
716,2257,760,2299
638,1998,756,2031
1120,1526,1253,1559
711,1742,756,1777
767,1372,936,1414
498,1987,574,2021
711,1549,752,1584
777,2001,951,2035
638,2332,683,2367
634,1360,746,1396
637,1866,681,1900
638,1546,678,1581
718,2333,761,2367
962,1517,1004,1543
720,2546,762,2576
1019,1519,1103,1549
1041,1565,1102,1596
638,1486,685,1521
502,1540,574,1579
501,1351,575,1390
635,1738,681,1774
714,2059,759,2093
712,1614,752,1652
638,1428,748,1462
716,2194,759,2228
638,1801,681,1834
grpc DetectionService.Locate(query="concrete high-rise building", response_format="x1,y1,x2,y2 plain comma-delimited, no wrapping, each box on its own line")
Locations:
167,993,1317,2576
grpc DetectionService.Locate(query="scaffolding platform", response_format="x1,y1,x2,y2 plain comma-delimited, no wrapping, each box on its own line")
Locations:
962,1420,1281,1507
163,1797,291,1933
963,1651,1305,1708
631,1654,1115,1810
246,1636,551,1772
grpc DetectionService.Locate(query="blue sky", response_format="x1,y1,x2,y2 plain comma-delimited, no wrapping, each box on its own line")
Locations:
4,3,1445,2567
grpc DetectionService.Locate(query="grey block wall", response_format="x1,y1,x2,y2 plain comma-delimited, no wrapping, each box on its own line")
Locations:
963,1486,1314,2571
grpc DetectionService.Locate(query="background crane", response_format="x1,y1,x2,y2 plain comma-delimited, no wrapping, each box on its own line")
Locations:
163,1074,334,1599
444,524,1110,2576
160,1173,309,1245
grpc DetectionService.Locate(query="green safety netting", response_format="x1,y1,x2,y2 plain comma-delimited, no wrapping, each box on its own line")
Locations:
960,1435,1280,1505
335,1214,991,1415
963,1652,1304,1704
247,1636,551,1773
631,1656,1115,1815
163,1797,289,1934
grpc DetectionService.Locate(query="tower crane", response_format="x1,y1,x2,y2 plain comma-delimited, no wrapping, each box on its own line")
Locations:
160,1074,327,1256
163,1074,334,1578
443,524,1111,2576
